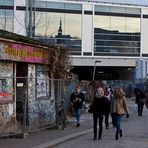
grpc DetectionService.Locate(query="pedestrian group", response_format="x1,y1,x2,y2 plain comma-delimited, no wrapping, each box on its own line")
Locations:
70,84,148,141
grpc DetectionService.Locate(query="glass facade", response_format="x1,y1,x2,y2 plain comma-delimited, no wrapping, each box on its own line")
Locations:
0,1,143,57
0,0,14,5
34,1,82,55
0,0,14,32
94,5,141,56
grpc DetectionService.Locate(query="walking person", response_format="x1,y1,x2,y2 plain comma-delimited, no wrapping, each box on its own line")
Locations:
89,86,111,140
111,86,129,140
70,85,85,127
134,87,145,116
110,88,116,128
104,88,111,129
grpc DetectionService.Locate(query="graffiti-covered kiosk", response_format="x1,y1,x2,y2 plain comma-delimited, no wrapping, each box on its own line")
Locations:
0,32,56,137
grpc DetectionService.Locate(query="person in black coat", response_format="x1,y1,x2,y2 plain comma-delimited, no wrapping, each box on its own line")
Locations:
134,87,145,116
70,85,85,127
90,86,111,140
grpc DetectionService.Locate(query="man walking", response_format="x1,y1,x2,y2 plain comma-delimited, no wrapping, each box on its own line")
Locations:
70,85,85,127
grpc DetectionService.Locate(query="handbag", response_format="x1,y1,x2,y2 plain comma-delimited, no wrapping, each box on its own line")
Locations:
139,98,146,105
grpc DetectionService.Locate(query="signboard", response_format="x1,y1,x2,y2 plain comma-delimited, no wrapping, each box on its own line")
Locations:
0,40,51,64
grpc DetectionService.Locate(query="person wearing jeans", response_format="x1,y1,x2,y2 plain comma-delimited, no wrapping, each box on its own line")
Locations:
111,86,129,140
70,85,85,127
89,87,111,140
113,113,123,138
74,108,81,125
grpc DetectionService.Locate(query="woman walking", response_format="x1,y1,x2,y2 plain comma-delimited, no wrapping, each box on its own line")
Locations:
111,86,129,140
89,87,111,140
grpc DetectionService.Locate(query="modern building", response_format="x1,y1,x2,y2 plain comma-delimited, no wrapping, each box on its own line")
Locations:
1,0,148,80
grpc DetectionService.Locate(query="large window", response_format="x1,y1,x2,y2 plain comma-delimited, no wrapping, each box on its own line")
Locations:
94,5,141,56
0,0,14,5
34,1,82,55
0,9,14,32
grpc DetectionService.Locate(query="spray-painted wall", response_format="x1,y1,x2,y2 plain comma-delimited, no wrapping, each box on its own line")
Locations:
0,61,16,135
0,61,56,135
27,64,55,130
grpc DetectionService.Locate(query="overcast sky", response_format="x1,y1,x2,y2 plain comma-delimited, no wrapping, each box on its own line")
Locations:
73,0,148,6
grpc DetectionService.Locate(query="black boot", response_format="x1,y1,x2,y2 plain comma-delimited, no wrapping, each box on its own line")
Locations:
119,130,122,137
98,135,102,140
93,131,97,140
98,131,102,140
115,134,118,140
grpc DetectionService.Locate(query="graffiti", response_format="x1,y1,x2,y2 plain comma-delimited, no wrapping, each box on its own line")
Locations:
0,79,13,102
28,100,55,127
0,62,13,102
36,71,47,98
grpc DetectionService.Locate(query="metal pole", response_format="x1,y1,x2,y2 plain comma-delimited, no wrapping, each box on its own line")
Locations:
92,63,96,81
92,60,101,81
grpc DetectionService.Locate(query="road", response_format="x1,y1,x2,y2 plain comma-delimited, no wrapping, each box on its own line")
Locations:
54,103,148,148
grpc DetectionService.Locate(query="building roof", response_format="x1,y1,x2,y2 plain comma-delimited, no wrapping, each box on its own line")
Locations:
0,29,55,48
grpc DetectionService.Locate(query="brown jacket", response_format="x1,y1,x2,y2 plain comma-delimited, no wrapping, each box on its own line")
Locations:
112,96,129,115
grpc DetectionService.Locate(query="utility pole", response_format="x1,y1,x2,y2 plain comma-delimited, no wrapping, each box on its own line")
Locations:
26,0,35,38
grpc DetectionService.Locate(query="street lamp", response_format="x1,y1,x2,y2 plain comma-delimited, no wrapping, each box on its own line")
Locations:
92,60,101,81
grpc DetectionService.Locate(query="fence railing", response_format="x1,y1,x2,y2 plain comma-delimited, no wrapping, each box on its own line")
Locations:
0,76,147,138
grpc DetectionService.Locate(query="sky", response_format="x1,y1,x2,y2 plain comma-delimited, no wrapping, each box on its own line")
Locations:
72,0,148,6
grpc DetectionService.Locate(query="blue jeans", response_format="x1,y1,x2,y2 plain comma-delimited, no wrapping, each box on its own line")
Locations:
74,108,81,124
113,113,123,135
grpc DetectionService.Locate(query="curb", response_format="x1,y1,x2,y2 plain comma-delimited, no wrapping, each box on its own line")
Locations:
32,128,93,148
32,101,134,148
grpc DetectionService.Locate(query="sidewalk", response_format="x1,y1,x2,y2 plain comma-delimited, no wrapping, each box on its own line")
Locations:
0,99,136,148
0,112,93,148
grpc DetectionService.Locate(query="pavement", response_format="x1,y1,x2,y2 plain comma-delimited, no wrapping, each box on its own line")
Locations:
0,98,146,148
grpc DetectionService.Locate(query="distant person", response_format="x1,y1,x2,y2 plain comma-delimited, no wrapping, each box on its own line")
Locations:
89,87,111,140
104,88,111,129
110,88,116,128
111,86,129,140
70,85,85,127
134,87,145,116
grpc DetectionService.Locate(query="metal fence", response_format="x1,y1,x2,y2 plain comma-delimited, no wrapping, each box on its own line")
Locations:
0,76,147,138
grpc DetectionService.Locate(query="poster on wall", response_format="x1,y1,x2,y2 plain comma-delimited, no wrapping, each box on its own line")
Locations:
0,62,13,103
36,66,49,98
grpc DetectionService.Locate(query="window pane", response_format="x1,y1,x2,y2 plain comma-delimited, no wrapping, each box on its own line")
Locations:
0,0,14,5
111,16,126,32
95,5,141,14
35,11,82,55
110,6,126,13
95,5,110,12
94,15,140,55
126,18,140,32
94,15,110,30
35,1,82,10
0,10,14,32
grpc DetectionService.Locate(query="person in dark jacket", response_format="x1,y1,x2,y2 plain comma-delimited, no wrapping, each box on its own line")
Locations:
90,86,111,140
134,87,145,116
70,85,85,127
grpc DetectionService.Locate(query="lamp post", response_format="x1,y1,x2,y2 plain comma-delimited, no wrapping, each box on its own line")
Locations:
92,60,101,81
